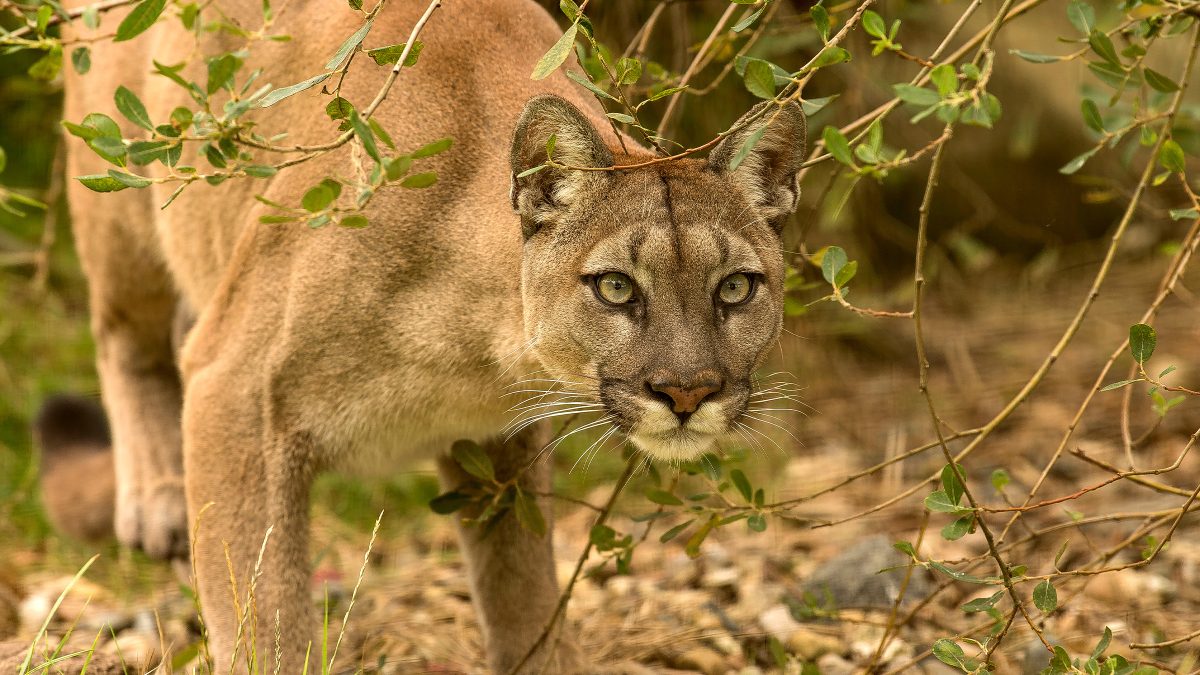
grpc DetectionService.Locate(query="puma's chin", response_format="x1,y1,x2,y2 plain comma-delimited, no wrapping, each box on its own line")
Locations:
628,428,720,462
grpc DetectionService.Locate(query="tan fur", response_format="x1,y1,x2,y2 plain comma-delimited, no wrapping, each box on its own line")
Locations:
53,0,805,671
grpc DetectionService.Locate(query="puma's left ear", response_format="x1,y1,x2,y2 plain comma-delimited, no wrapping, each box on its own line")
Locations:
510,94,614,238
707,100,807,231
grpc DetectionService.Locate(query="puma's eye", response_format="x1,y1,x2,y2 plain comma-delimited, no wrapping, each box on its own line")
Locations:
718,273,754,305
595,272,635,305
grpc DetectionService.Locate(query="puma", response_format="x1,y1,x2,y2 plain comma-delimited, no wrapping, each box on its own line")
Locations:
49,0,806,671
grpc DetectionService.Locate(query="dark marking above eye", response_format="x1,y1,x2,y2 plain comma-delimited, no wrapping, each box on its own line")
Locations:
628,227,648,266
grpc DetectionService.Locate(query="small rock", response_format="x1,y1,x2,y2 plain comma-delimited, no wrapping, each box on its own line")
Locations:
673,646,729,675
758,604,801,640
787,628,842,660
702,566,740,589
802,536,929,610
816,652,856,675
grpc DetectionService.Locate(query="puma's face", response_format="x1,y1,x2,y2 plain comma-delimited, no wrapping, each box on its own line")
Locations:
510,96,806,461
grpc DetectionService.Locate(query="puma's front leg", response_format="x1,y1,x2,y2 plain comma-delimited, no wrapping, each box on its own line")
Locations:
438,423,585,675
183,365,317,674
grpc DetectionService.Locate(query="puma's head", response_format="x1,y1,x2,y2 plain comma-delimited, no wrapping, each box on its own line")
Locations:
509,95,805,462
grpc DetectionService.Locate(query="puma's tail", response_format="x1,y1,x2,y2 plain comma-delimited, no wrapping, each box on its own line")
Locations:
34,395,116,543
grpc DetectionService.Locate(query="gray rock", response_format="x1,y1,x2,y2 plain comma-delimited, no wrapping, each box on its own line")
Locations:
800,536,930,610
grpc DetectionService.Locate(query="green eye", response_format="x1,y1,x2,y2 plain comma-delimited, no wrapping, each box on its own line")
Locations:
718,273,754,305
595,272,635,304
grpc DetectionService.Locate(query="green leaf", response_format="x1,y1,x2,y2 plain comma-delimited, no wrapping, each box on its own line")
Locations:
1169,208,1200,221
243,165,278,178
822,127,854,167
732,4,766,33
76,174,129,192
684,515,717,558
115,0,167,42
114,86,154,130
349,110,382,163
1100,379,1140,391
385,156,413,180
929,561,996,584
301,184,335,212
930,64,958,97
834,260,857,287
1159,140,1185,174
451,439,495,482
747,513,767,532
206,53,242,94
990,468,1010,492
893,541,916,558
71,47,91,75
892,83,940,106
89,136,127,164
810,46,850,69
729,126,767,172
1144,67,1180,93
369,118,395,149
338,214,368,228
646,489,683,506
862,10,886,38
566,70,617,101
1088,30,1121,67
326,19,374,70
962,590,1004,613
1010,49,1061,63
931,639,971,670
1081,99,1103,133
942,515,973,540
107,169,152,188
1067,0,1095,34
607,112,636,125
659,519,694,543
925,490,972,514
1033,579,1058,612
1092,626,1112,660
429,490,473,514
532,23,577,80
326,97,354,120
0,146,5,174
1129,323,1156,363
366,40,423,67
514,487,547,537
820,246,848,284
127,140,171,165
810,4,830,40
616,57,642,86
730,469,753,502
400,172,437,189
1059,147,1099,175
940,463,965,504
412,137,453,158
743,59,776,99
515,164,547,178
259,72,332,107
27,46,62,82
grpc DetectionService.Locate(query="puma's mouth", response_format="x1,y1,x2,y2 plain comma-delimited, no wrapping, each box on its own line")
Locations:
628,427,721,462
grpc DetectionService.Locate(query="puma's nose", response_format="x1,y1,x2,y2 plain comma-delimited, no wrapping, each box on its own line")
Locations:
647,370,724,424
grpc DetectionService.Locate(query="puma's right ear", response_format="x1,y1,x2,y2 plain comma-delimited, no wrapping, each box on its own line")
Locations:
510,95,613,238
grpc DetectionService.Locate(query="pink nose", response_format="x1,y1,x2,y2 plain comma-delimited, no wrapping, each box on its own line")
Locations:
647,370,724,422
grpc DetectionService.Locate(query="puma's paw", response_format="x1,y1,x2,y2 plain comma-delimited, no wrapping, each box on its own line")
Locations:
140,477,189,560
116,477,188,560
